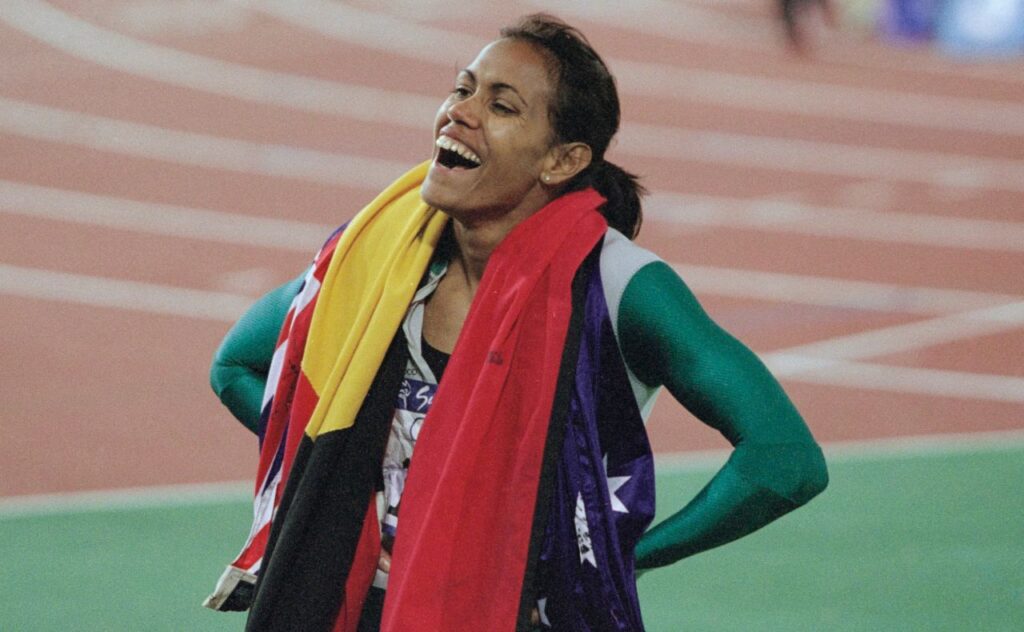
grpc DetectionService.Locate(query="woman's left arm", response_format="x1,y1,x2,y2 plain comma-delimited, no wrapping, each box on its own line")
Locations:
617,261,828,570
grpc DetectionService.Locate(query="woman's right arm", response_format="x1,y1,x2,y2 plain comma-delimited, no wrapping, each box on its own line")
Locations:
210,276,304,433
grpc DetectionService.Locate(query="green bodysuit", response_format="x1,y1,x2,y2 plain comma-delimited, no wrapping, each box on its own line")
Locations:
210,229,827,572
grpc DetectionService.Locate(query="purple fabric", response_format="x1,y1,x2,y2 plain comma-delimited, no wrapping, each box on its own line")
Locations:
533,260,656,630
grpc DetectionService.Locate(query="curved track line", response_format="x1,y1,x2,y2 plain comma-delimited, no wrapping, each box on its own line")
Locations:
0,180,329,250
3,3,1022,191
766,358,1024,403
0,97,408,188
2,180,1018,314
5,432,1024,517
764,301,1024,361
655,429,1024,472
537,0,1024,85
5,176,1022,255
240,0,1024,135
3,260,1019,403
670,264,1020,315
621,123,1024,193
0,481,252,520
0,263,252,321
0,0,439,123
647,193,1024,252
3,93,1020,194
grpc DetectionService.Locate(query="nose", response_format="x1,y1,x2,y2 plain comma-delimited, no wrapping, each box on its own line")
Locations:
447,94,480,128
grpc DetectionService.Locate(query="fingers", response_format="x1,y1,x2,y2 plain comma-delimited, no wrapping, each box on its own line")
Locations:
378,550,391,573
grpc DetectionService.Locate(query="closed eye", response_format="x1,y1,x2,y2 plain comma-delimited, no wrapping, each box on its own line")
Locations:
491,102,517,115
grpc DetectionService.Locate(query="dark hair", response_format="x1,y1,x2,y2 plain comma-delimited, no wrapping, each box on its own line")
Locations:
500,14,645,239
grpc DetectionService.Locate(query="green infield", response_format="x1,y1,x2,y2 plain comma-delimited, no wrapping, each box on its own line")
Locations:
2,444,1021,631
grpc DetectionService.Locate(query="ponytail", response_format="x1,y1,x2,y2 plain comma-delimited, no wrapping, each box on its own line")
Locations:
501,15,645,239
569,160,646,240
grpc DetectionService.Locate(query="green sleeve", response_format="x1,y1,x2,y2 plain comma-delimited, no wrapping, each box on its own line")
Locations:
209,276,304,433
618,262,829,570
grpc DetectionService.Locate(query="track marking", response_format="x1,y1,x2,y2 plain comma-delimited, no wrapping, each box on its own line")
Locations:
224,0,486,65
238,0,1024,136
672,264,1020,315
0,480,252,520
0,263,251,322
3,92,1021,197
6,179,1023,261
764,301,1024,361
3,431,1022,518
0,0,440,123
3,5,1024,192
764,356,1024,403
538,0,1024,85
0,97,407,189
647,192,1024,252
620,123,1024,193
2,260,1018,402
2,181,1019,316
0,179,331,250
653,429,1024,472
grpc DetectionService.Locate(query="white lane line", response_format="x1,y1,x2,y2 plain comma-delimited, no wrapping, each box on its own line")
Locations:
672,264,1020,315
3,3,1023,192
0,263,250,322
223,0,486,65
653,429,1024,472
4,430,1022,518
4,90,1020,197
621,123,1024,193
765,301,1024,362
767,356,1024,402
0,0,440,124
0,97,408,189
244,0,1024,136
538,0,1024,86
0,480,252,520
0,179,332,251
649,193,1024,253
1,258,1018,402
613,57,1024,137
3,180,1018,316
6,176,1022,261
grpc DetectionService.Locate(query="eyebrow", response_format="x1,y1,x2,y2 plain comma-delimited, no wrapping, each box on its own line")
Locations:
458,69,529,107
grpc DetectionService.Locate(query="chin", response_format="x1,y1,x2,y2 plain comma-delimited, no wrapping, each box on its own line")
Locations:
420,174,449,211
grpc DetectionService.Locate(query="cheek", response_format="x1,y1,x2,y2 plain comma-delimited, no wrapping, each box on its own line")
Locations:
431,100,451,136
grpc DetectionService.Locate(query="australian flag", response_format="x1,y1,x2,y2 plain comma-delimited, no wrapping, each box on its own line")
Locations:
532,261,656,630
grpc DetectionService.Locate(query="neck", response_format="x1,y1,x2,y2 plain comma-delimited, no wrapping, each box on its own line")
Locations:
448,219,509,288
448,190,554,286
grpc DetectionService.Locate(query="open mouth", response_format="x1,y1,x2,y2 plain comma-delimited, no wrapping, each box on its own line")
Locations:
435,136,481,170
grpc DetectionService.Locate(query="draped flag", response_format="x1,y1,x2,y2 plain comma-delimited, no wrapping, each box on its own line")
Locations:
205,161,655,631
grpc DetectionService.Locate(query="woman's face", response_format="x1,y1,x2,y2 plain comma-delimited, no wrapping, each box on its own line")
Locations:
421,38,559,225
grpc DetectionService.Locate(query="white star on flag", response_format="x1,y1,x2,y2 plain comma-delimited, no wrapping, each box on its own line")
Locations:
574,492,597,567
604,454,631,514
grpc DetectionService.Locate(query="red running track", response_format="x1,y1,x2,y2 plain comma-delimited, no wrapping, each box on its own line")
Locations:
1,0,1022,497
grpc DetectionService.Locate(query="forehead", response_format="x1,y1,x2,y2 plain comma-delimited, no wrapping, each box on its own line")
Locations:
464,38,555,100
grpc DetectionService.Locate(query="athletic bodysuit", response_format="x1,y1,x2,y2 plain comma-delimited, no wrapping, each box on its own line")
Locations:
210,227,827,585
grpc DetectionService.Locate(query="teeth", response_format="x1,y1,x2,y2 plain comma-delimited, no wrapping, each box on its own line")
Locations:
435,136,481,165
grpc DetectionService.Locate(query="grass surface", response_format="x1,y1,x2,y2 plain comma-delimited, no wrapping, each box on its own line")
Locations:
2,447,1022,631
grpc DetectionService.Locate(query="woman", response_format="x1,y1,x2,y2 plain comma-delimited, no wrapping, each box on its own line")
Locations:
206,15,827,632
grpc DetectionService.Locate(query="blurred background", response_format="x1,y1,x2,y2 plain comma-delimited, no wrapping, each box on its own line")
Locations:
1,0,1021,629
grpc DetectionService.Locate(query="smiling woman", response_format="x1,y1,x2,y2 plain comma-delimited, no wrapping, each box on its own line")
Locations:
204,14,827,632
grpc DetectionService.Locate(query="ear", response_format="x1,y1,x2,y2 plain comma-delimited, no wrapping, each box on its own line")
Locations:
540,142,592,187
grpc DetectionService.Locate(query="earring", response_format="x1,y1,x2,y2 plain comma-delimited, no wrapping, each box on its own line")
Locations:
543,174,550,183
